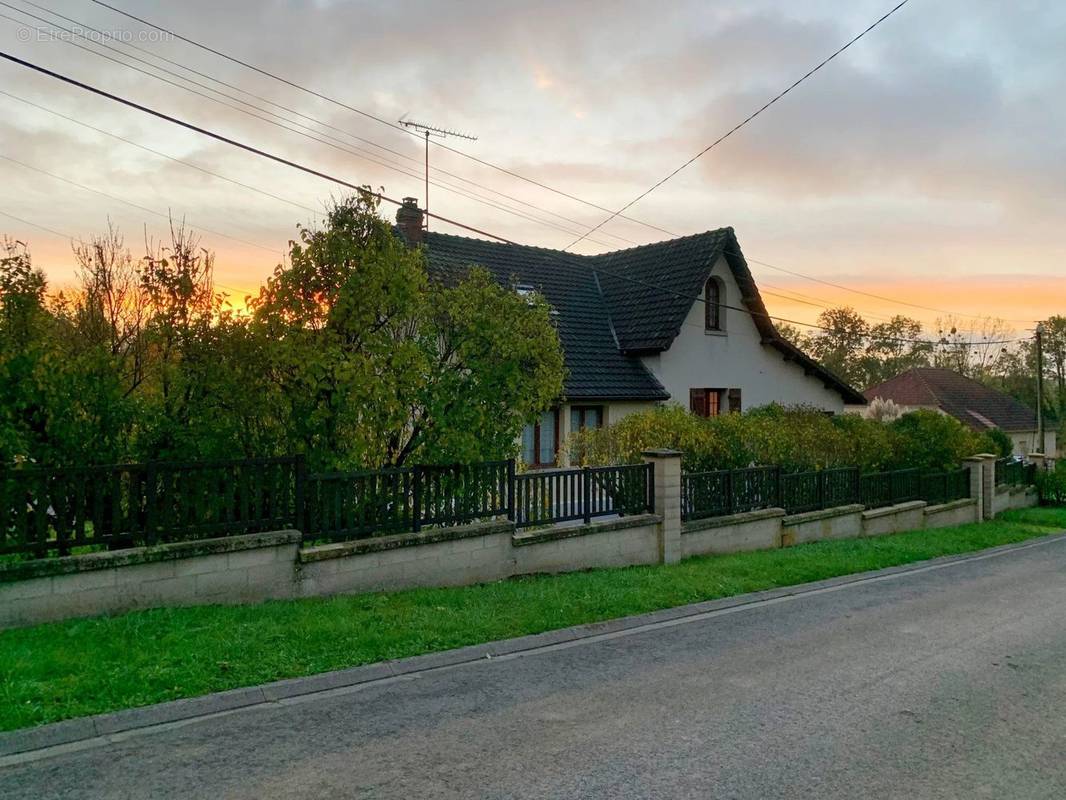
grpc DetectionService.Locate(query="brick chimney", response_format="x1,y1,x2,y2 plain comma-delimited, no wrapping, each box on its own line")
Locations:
396,197,424,246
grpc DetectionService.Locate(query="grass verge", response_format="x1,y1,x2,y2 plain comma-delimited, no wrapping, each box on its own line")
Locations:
2,506,1064,732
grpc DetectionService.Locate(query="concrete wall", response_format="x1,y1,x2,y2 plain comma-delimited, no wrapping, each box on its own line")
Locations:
0,516,666,630
0,531,300,629
682,508,785,556
782,505,865,546
924,499,980,529
862,501,927,537
0,455,1034,630
640,255,847,413
1008,430,1058,458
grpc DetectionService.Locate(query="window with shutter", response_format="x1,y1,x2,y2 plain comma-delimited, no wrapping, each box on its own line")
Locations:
690,388,726,417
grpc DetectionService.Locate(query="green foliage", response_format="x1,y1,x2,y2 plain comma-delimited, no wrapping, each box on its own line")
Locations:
1035,461,1066,505
573,404,990,472
0,197,565,469
982,427,1014,459
252,193,564,469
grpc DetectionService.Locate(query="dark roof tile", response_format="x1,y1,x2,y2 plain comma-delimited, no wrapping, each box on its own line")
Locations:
423,229,865,405
865,368,1037,431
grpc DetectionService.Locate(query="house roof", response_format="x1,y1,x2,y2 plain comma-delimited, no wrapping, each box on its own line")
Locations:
422,228,866,404
864,368,1038,432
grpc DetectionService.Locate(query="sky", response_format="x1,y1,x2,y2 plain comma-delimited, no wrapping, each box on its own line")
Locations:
1,0,1064,335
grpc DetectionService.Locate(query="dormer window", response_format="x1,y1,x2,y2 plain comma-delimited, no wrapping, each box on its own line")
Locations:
515,282,536,304
705,276,724,331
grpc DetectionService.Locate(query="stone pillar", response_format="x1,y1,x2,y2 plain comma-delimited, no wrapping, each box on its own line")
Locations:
964,456,986,521
643,449,682,565
975,453,998,520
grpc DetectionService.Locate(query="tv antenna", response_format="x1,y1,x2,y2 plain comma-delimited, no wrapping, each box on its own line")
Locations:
398,116,478,231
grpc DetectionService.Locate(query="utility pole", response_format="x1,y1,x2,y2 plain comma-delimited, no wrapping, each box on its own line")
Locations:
397,118,478,232
1036,323,1046,454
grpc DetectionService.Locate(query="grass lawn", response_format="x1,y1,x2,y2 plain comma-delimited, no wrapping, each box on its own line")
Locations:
2,506,1064,732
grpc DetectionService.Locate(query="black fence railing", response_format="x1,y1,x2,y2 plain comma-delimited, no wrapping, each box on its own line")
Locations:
303,461,513,543
682,464,973,522
780,468,861,515
3,456,657,557
918,468,971,506
859,468,922,509
681,466,780,522
996,457,1028,487
515,463,653,529
0,457,301,559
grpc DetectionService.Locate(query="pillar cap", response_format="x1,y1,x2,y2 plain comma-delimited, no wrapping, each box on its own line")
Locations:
642,448,682,458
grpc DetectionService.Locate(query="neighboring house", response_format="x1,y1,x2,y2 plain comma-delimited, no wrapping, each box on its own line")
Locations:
396,199,864,467
863,367,1057,457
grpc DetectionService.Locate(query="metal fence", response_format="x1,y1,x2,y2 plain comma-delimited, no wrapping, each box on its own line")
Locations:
515,463,654,529
304,461,512,543
0,457,301,559
859,468,922,509
681,466,779,522
995,457,1028,487
682,464,975,522
2,456,656,557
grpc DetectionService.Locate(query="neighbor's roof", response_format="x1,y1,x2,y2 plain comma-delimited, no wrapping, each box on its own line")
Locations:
422,228,865,404
864,368,1038,432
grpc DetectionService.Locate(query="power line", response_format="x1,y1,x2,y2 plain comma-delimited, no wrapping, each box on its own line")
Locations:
564,0,913,250
68,0,1038,325
0,208,70,240
0,5,622,248
581,256,1028,348
89,0,678,239
0,88,324,218
0,153,285,257
0,49,517,244
0,20,1034,336
738,251,1040,325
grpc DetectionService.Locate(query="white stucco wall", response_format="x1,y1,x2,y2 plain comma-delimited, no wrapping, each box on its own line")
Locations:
1009,429,1058,457
639,255,846,412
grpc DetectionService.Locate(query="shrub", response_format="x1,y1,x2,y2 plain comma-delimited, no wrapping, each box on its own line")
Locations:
982,427,1014,459
1036,461,1066,505
571,404,990,473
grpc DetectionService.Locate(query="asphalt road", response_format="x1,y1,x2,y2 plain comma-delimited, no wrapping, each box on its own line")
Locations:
4,537,1066,799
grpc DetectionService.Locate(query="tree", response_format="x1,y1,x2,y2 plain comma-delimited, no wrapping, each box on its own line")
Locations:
861,315,932,387
252,192,565,469
1040,316,1066,418
0,238,50,461
805,307,870,387
933,315,1015,380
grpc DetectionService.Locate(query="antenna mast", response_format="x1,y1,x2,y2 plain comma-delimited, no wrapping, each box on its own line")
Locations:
397,118,477,231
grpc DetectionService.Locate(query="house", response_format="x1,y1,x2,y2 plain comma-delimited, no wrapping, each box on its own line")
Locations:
863,367,1057,457
396,198,865,466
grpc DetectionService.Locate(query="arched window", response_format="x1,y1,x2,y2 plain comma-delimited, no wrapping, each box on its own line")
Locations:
705,277,724,331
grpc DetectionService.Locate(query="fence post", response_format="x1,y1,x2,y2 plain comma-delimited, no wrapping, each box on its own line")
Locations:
643,462,652,514
964,454,991,521
412,466,423,532
642,449,682,565
294,454,306,534
582,466,592,525
506,459,516,522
